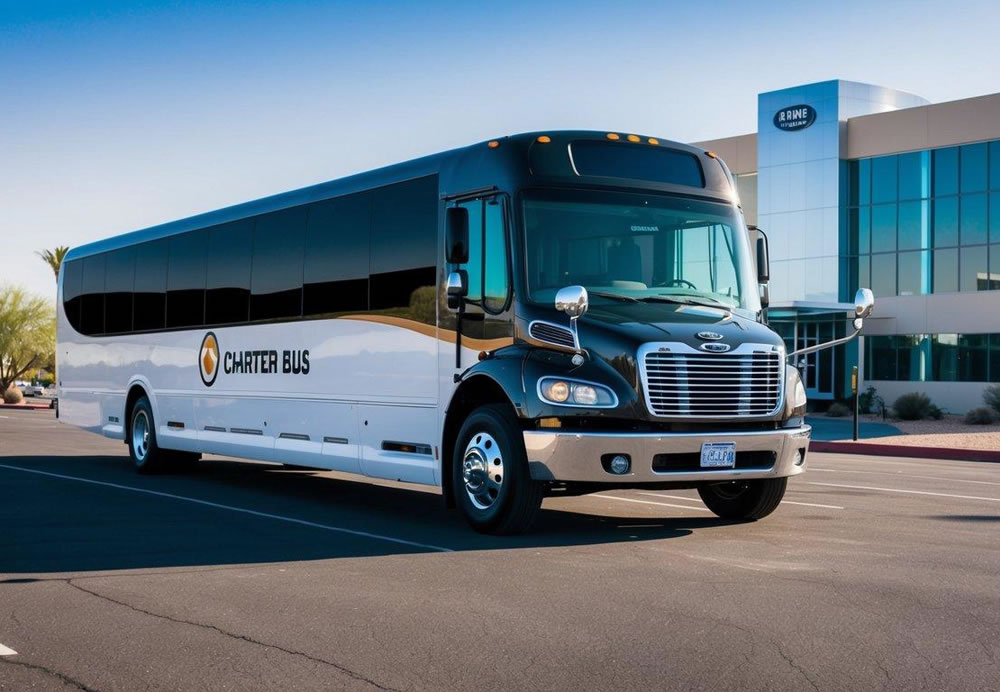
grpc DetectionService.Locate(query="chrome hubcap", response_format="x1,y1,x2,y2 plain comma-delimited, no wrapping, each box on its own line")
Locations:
132,410,150,462
462,432,503,510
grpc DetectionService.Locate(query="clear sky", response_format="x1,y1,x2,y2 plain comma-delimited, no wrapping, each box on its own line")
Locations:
3,0,999,300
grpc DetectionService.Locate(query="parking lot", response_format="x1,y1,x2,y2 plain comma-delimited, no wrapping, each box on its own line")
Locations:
1,412,998,691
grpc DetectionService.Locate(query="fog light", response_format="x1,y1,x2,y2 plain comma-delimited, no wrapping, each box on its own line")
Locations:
609,454,630,475
572,384,598,406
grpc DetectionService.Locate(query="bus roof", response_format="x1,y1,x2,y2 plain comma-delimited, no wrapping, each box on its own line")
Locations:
64,131,725,262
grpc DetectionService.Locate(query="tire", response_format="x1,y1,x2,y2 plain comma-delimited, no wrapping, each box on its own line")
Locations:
127,396,172,474
452,404,545,535
698,477,787,521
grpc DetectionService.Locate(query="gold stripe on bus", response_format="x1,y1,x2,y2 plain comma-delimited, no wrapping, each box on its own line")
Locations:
340,314,514,351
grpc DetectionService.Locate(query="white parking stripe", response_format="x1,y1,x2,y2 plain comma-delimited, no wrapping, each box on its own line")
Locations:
810,467,1000,487
808,481,1000,503
0,464,453,553
637,493,702,503
0,644,16,656
602,495,711,512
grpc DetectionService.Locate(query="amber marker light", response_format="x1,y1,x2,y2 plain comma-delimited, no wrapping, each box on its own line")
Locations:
705,150,718,158
606,133,620,140
536,135,551,143
487,140,500,149
648,137,659,145
627,134,640,142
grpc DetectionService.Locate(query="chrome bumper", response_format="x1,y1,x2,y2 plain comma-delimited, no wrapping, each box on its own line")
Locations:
523,425,811,484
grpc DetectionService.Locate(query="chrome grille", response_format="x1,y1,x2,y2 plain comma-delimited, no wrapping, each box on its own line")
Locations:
529,321,575,349
639,343,783,418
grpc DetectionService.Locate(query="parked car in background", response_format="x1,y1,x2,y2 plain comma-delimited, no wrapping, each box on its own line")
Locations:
27,383,46,397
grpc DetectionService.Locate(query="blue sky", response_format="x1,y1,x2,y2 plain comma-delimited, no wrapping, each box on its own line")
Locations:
3,0,999,299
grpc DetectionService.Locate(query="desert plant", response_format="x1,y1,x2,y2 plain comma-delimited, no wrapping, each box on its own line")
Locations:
858,385,885,416
825,402,851,417
983,384,1000,416
36,246,69,281
964,406,997,425
893,392,939,421
3,385,23,404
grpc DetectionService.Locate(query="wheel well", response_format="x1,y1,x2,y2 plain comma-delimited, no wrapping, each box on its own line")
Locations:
441,376,518,508
123,384,148,442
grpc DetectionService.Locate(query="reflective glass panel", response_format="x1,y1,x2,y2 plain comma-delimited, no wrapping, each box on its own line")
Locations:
957,334,988,381
858,207,871,254
931,334,958,381
897,151,928,200
990,192,1000,243
933,248,959,293
897,251,929,296
897,200,927,251
871,253,896,298
871,204,896,253
869,336,896,380
933,147,959,197
991,141,1000,190
991,244,1000,290
960,245,988,292
933,197,958,247
960,143,988,193
961,193,988,245
871,155,897,204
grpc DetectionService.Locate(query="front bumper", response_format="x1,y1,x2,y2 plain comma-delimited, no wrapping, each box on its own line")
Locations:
523,425,811,484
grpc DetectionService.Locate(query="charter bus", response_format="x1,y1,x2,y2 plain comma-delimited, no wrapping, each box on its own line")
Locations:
57,131,874,534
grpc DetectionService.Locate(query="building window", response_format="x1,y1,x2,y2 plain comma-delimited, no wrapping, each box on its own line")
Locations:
866,332,999,382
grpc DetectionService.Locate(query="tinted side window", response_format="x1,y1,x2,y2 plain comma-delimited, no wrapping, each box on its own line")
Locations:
457,199,483,303
251,207,307,321
370,176,438,324
206,219,253,325
80,254,106,336
483,198,509,312
134,240,167,331
304,193,371,316
104,247,135,334
62,259,83,333
166,231,206,329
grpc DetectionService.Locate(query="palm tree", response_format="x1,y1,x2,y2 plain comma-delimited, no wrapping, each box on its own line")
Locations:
36,246,69,281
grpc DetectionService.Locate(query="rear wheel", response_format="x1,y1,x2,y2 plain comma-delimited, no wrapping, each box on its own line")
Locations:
452,404,544,534
127,396,198,473
698,477,787,521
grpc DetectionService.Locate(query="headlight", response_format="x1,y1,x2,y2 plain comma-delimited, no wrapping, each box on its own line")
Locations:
538,377,617,408
784,364,807,422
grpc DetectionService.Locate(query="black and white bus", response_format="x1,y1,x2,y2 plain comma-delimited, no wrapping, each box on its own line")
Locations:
58,131,872,533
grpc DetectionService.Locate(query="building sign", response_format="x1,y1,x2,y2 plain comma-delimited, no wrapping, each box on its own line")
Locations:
773,104,816,131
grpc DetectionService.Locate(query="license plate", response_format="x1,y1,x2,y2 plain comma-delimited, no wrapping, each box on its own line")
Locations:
700,442,736,468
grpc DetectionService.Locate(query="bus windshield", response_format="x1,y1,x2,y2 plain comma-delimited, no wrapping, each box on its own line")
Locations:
522,188,760,315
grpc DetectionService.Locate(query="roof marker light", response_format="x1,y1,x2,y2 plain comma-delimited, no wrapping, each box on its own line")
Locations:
648,137,659,145
537,135,551,143
705,150,717,158
627,134,640,143
487,140,500,149
606,133,620,140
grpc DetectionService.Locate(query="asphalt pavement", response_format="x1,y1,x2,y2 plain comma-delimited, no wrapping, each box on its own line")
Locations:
1,411,998,691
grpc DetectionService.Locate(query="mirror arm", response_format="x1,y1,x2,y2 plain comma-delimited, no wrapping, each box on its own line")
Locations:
788,321,863,359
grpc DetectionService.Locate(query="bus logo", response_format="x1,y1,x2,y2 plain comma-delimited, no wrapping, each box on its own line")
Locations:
700,342,731,353
200,332,220,387
696,331,723,341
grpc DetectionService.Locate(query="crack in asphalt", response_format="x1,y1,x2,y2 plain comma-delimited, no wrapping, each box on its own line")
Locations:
65,579,402,692
0,656,100,691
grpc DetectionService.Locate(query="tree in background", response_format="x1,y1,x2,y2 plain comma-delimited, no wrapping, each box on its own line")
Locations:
36,246,69,281
0,285,55,395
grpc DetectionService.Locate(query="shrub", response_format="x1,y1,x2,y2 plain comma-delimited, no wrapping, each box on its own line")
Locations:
984,384,1000,415
964,406,997,425
826,402,851,417
3,386,24,404
858,385,884,415
893,392,939,421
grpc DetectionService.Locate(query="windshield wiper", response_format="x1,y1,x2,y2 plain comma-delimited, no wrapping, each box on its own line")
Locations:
640,294,732,310
588,290,639,303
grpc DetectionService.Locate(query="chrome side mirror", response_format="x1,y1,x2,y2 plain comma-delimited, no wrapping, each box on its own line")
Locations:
554,285,588,356
446,270,468,310
854,287,874,321
555,285,589,319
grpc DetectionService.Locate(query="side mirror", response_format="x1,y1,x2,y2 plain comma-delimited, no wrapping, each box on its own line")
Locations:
446,270,468,310
555,285,589,319
854,287,874,320
446,207,469,264
755,230,770,284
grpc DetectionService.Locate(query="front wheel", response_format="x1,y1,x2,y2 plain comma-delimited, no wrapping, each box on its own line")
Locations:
698,477,787,521
452,404,544,535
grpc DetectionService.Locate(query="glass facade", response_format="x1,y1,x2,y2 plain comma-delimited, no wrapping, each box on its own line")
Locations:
865,333,1000,382
847,140,1000,296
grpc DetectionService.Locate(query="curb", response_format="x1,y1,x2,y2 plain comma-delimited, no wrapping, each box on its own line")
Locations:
0,403,51,411
811,440,1000,463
